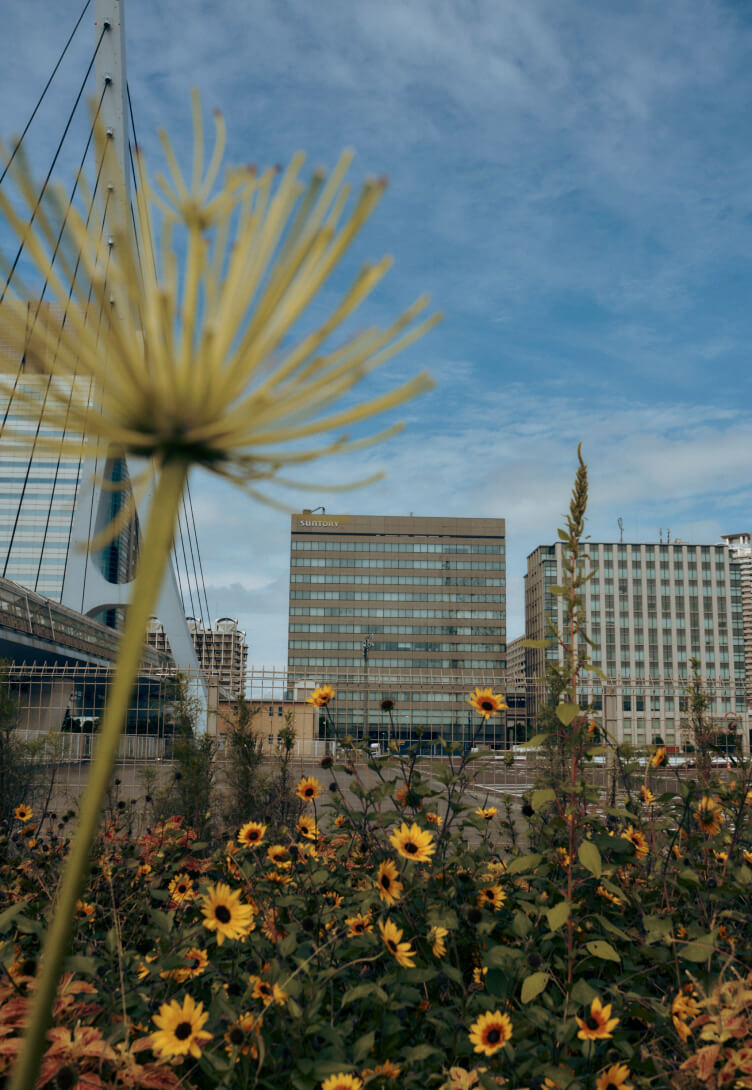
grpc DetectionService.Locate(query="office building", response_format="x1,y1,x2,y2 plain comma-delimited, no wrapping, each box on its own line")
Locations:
288,512,506,743
147,616,248,697
525,541,747,750
721,533,752,709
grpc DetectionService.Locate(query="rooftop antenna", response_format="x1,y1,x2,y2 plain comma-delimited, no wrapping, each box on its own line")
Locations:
617,517,624,544
659,528,663,544
667,528,671,544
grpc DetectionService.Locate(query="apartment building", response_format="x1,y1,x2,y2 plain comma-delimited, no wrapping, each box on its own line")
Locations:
147,616,248,697
722,533,752,709
525,541,748,751
288,512,507,745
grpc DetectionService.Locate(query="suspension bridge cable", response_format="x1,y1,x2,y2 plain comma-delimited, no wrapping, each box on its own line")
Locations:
4,90,107,579
0,21,107,305
35,89,109,591
186,481,212,628
0,0,92,188
181,493,207,628
176,503,197,620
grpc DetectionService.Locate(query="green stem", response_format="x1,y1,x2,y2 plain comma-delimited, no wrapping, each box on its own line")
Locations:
11,458,189,1090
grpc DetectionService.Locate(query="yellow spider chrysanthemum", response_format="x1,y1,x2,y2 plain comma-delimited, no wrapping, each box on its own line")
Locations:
378,918,416,968
168,873,196,906
477,885,506,911
621,825,649,860
468,1010,513,1055
307,685,336,708
376,860,404,906
297,815,319,840
296,776,322,802
389,821,435,864
321,1076,363,1090
151,994,212,1059
237,821,267,848
694,796,723,837
576,997,620,1040
200,882,255,945
429,925,448,958
14,804,33,823
595,1064,633,1090
467,688,508,720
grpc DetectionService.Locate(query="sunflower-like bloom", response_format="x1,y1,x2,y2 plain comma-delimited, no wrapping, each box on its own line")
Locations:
576,997,620,1040
361,1060,401,1080
297,815,319,840
249,974,288,1006
151,994,212,1059
376,860,404,906
640,785,655,808
389,821,435,864
168,873,196,906
468,1010,513,1055
321,1075,363,1090
651,746,667,768
429,925,448,958
620,825,649,860
475,807,498,820
266,844,292,868
296,776,322,802
200,882,255,945
237,820,267,848
307,686,336,708
467,689,508,719
477,885,506,911
378,918,416,968
346,913,373,936
595,1064,633,1090
694,796,723,837
743,849,752,866
224,1011,263,1060
14,804,33,823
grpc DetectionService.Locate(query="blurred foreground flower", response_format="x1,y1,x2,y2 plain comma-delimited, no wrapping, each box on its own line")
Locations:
1,90,438,1090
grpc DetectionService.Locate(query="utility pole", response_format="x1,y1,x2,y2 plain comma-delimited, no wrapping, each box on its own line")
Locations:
362,633,373,742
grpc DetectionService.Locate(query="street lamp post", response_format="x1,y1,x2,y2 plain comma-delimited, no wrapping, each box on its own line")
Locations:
362,633,373,742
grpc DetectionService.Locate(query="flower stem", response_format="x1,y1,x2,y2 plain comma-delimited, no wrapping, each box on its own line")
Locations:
10,458,189,1090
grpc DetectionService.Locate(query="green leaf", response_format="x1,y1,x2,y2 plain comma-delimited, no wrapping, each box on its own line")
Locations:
341,982,387,1007
520,733,550,747
520,639,553,649
556,703,580,726
585,940,620,963
532,788,556,813
643,915,673,937
680,935,715,963
352,1031,375,1063
546,900,571,932
0,901,28,933
570,978,598,1006
403,1044,442,1063
511,912,533,939
507,853,542,875
521,971,549,1003
578,840,602,878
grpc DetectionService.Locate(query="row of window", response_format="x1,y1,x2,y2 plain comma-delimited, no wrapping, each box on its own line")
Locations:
292,541,505,555
291,558,504,571
289,607,505,619
291,575,506,586
288,640,503,652
289,657,505,669
289,624,503,636
289,591,505,603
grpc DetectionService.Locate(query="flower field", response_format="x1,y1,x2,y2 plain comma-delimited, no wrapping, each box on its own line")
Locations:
3,719,752,1090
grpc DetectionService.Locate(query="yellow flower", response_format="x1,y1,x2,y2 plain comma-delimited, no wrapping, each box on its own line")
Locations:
743,849,752,866
596,885,623,907
468,1010,513,1055
425,811,442,825
307,686,336,708
467,688,508,719
238,821,267,848
75,900,95,920
389,821,435,864
321,1076,362,1090
334,814,346,827
476,885,506,911
595,1064,633,1090
296,776,322,802
224,1011,263,1060
297,815,319,840
621,825,649,860
249,974,288,1006
168,873,196,906
651,746,667,767
376,860,404,906
641,784,655,808
445,1068,481,1090
361,1060,401,1079
429,925,448,958
160,946,210,983
474,807,498,820
346,913,373,936
201,882,255,945
379,918,416,968
472,966,488,986
694,796,723,837
576,997,619,1040
14,804,33,823
267,844,292,868
151,994,212,1059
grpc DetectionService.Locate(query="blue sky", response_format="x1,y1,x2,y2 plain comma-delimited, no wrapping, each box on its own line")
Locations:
2,0,752,668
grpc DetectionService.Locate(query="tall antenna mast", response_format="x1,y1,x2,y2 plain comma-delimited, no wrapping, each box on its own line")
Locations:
617,517,624,544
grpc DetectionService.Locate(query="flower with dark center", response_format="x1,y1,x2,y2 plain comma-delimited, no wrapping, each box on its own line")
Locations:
467,688,508,720
380,699,394,711
576,997,620,1040
389,821,435,864
521,801,534,817
378,918,415,968
468,1010,513,1055
375,860,403,906
201,882,255,945
151,994,211,1058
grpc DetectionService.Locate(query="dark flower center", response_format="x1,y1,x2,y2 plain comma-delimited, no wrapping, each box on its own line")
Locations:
304,788,314,797
481,701,494,712
56,1065,77,1089
229,1027,244,1045
486,1028,501,1044
404,842,418,854
381,874,391,889
586,1016,600,1030
247,831,259,841
605,1083,618,1090
177,884,188,894
175,1021,192,1041
387,940,397,952
259,984,272,996
215,905,232,923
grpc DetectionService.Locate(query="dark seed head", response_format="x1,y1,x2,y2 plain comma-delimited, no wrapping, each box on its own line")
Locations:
320,755,334,769
229,1026,245,1045
521,802,534,818
467,907,483,925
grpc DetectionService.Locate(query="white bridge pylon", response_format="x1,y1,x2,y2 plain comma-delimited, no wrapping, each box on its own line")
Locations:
61,0,207,721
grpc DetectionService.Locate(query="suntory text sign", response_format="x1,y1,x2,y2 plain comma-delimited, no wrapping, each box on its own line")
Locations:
299,520,340,527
